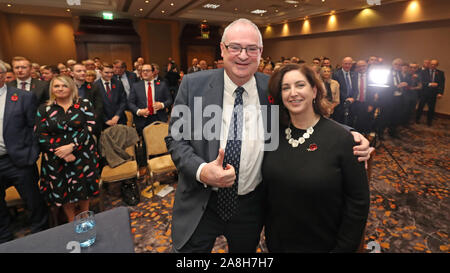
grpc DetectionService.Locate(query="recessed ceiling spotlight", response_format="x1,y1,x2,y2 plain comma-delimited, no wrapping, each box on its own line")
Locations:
170,3,174,6
203,4,220,9
285,0,299,4
275,9,279,13
161,10,165,13
7,4,12,7
139,8,143,11
145,0,149,3
251,9,267,14
294,5,298,8
66,8,71,12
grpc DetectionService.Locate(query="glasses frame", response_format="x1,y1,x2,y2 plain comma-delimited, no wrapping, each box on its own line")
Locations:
223,43,262,57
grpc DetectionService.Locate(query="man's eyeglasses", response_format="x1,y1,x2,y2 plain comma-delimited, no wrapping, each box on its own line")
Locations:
224,43,261,57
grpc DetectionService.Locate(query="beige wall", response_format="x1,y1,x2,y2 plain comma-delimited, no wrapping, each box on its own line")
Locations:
262,0,450,115
137,19,180,70
1,13,76,66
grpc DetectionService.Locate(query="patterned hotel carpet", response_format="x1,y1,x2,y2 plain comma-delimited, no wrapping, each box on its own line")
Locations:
8,117,450,253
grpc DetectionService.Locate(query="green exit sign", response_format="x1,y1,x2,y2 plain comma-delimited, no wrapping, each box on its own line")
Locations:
103,12,113,20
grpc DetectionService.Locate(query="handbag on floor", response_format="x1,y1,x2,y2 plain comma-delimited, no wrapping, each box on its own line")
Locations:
120,179,140,206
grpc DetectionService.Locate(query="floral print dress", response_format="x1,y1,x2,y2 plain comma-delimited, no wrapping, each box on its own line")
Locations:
35,98,100,206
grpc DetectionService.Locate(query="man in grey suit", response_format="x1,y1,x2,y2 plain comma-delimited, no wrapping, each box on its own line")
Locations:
8,56,49,107
165,18,372,253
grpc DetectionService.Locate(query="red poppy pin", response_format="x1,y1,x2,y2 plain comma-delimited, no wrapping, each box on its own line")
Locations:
156,81,161,86
87,84,91,89
307,143,318,152
11,93,18,102
74,104,80,109
112,84,116,89
268,95,274,104
32,84,36,89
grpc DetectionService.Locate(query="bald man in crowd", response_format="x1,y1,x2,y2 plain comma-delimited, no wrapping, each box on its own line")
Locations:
332,57,358,125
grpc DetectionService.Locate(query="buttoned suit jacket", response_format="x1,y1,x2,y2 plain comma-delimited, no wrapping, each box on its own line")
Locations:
8,78,49,107
332,69,358,102
3,86,39,167
165,68,273,251
421,68,445,95
127,79,173,130
94,78,127,128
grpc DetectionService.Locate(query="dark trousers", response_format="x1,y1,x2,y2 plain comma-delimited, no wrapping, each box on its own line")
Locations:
416,90,438,125
176,184,265,253
352,101,374,134
0,156,48,243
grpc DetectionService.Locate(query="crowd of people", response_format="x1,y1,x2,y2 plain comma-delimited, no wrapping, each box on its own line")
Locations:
0,16,445,252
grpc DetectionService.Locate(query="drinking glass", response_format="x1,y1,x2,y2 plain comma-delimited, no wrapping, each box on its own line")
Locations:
74,210,96,248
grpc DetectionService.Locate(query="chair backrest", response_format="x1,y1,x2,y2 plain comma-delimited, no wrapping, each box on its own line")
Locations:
142,121,169,157
125,110,134,127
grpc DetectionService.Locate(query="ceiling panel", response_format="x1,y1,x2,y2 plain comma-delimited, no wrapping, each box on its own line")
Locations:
0,0,409,25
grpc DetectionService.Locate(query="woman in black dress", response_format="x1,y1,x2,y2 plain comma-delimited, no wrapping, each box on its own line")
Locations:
35,75,100,222
263,64,370,252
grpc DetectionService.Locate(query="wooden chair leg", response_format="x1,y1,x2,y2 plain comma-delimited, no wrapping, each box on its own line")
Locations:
98,180,105,212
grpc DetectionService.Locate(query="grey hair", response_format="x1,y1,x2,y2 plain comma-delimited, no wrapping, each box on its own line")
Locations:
221,18,263,47
0,61,7,73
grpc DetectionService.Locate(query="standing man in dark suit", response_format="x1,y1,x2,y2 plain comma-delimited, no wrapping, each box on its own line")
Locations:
165,19,372,253
8,56,49,106
128,64,172,136
94,63,127,131
71,63,104,138
187,58,200,74
417,59,445,126
332,57,358,125
0,61,48,243
113,59,138,100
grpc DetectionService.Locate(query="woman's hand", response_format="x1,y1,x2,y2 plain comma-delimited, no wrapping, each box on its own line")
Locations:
351,132,375,164
63,153,76,162
55,144,75,159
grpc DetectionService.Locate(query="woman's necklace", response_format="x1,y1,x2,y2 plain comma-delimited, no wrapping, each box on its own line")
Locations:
285,125,314,148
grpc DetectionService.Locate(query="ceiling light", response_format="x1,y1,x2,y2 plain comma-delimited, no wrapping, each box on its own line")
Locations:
145,0,149,3
7,4,12,7
251,9,267,14
139,8,143,11
170,3,174,6
161,10,165,13
275,9,279,13
203,4,220,9
66,9,71,12
285,0,299,4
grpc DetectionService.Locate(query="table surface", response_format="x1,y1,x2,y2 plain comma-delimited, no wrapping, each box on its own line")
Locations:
0,206,135,253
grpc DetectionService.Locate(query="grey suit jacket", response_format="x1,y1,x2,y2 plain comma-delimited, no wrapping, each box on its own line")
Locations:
165,68,274,250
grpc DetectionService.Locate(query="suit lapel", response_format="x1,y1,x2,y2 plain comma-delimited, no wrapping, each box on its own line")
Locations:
204,69,224,162
3,86,17,131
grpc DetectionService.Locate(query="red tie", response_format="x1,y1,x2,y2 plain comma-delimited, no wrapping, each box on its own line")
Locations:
359,74,365,102
21,82,27,90
105,82,112,101
147,81,154,115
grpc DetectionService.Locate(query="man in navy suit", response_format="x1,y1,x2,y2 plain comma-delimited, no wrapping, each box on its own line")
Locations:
128,64,172,136
94,63,127,131
332,57,359,125
8,56,49,107
0,61,48,243
417,59,445,126
113,59,138,100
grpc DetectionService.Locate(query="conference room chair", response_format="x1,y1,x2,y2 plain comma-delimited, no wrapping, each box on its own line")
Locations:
142,121,177,198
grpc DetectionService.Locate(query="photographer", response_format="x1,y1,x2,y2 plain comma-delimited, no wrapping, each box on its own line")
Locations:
164,57,181,102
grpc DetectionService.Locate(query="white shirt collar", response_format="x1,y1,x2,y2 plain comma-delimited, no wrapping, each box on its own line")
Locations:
223,70,254,97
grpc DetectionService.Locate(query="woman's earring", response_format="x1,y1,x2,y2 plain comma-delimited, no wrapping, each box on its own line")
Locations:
313,98,316,104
